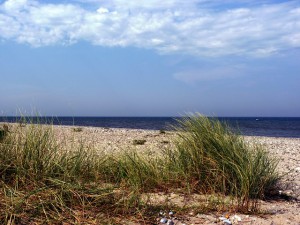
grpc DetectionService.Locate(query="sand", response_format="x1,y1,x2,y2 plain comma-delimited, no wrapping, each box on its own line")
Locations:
2,124,300,224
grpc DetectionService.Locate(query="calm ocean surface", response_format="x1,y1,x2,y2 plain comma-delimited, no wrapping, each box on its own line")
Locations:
1,117,300,138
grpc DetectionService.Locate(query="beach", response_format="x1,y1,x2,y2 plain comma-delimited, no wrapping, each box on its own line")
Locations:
52,125,300,225
1,123,299,224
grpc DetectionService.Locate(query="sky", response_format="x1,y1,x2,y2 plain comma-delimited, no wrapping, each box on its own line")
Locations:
0,0,300,117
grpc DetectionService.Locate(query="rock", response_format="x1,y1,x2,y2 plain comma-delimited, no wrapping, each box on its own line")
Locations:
159,211,165,216
169,211,175,216
167,220,174,225
219,216,232,225
160,218,168,223
223,219,232,225
189,211,195,216
231,215,242,223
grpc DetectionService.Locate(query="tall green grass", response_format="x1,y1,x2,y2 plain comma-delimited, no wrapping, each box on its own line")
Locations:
167,114,279,209
98,151,166,191
0,122,145,224
0,123,101,185
0,114,280,223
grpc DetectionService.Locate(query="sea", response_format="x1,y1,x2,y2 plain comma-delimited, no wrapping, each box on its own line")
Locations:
1,117,300,138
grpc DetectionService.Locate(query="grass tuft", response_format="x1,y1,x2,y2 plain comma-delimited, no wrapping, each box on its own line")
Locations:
167,113,279,210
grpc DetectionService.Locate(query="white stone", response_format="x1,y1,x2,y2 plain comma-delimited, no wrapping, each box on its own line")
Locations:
160,218,168,223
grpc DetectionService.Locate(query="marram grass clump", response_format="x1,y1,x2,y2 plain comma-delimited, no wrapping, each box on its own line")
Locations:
167,113,279,209
0,123,101,184
0,121,147,224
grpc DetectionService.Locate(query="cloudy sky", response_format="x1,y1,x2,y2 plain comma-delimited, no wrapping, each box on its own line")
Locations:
0,0,299,116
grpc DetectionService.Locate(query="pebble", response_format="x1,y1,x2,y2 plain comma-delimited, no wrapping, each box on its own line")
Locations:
169,211,175,216
167,220,174,225
223,219,232,225
160,211,165,216
231,215,242,222
160,218,168,223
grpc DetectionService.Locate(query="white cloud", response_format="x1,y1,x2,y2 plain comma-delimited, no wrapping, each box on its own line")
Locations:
0,0,300,56
3,0,30,11
97,7,109,14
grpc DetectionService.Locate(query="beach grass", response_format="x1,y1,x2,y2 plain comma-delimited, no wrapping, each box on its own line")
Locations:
167,114,279,210
0,114,279,224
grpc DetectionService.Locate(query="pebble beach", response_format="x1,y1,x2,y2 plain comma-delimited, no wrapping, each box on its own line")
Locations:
1,123,300,224
53,125,300,225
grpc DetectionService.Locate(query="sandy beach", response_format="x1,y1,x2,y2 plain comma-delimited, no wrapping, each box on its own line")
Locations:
49,125,300,225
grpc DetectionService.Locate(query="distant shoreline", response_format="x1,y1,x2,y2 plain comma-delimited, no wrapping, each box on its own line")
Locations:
1,116,300,138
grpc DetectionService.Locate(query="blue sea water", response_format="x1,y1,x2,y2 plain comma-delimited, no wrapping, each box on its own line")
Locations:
1,117,300,138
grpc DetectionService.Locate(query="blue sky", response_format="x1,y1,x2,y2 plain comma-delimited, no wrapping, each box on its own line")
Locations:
0,0,300,116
